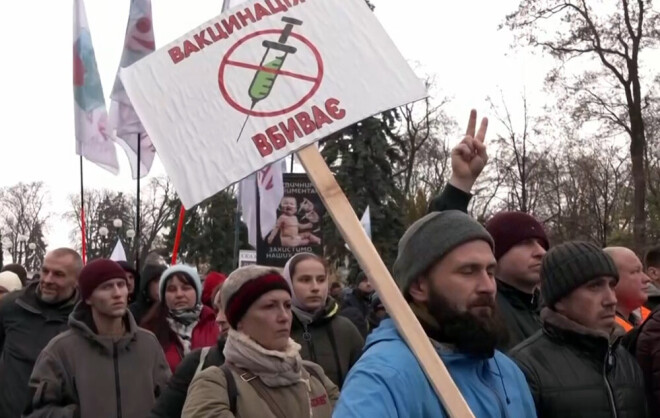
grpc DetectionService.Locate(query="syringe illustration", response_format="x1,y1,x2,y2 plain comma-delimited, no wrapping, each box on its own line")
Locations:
235,17,303,142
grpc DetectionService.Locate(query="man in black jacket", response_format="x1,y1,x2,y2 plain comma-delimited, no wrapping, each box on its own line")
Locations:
510,241,647,418
486,212,548,350
0,248,82,418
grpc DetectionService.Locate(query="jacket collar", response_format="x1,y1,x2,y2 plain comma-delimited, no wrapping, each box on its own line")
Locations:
541,307,621,357
292,297,338,327
16,281,79,315
68,302,139,355
496,279,538,311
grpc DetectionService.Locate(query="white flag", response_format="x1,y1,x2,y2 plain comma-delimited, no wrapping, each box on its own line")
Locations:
240,161,285,248
108,0,156,179
346,206,371,252
361,206,371,239
73,0,119,174
110,239,127,262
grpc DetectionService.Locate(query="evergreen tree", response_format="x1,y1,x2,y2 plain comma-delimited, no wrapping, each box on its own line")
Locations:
321,111,405,278
163,190,248,274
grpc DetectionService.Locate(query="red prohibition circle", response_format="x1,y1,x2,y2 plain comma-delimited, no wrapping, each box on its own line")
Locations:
218,29,324,118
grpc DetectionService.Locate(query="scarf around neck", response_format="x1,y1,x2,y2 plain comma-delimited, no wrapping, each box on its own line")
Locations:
167,304,202,355
223,329,307,387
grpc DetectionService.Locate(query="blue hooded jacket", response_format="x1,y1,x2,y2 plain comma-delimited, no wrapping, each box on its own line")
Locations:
333,319,537,418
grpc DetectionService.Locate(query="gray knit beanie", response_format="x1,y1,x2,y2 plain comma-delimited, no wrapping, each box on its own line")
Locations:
393,211,494,294
541,241,619,307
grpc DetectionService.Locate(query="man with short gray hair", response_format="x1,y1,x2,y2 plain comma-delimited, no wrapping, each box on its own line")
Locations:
0,248,82,418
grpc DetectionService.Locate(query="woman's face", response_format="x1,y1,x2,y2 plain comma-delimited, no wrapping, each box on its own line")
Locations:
213,292,230,338
292,258,328,311
164,275,197,310
238,290,292,351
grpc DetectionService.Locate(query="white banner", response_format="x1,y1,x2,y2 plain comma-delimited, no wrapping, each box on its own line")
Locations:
74,0,119,174
120,0,426,208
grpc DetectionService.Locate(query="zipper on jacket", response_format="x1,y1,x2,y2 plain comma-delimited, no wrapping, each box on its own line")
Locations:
113,342,123,418
477,365,508,418
603,346,618,418
302,323,317,363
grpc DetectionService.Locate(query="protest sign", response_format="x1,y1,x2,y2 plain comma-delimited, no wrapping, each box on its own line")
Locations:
121,0,473,415
120,0,427,208
238,249,257,267
257,173,324,267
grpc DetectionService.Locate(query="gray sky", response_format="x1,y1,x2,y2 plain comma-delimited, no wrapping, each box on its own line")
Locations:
0,0,552,250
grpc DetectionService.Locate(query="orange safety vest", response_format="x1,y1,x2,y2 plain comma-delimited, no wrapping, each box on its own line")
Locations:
615,306,651,332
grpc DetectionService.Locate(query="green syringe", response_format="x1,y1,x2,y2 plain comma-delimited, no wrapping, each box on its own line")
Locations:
235,17,303,142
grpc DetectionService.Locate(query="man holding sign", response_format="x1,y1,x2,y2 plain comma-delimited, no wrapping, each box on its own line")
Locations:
334,120,536,417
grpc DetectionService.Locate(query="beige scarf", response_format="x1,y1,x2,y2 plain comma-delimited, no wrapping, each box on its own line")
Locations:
223,329,308,387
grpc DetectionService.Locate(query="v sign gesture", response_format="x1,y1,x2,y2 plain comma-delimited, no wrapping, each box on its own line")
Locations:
449,109,489,193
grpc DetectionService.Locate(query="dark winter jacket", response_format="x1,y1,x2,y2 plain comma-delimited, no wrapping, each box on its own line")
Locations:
497,279,541,351
129,263,167,324
24,303,171,418
150,338,226,418
340,288,372,337
510,307,648,418
428,183,472,213
0,281,79,418
636,306,660,415
291,298,364,388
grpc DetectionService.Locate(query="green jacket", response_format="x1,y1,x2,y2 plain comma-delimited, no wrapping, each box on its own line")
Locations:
25,303,171,418
290,299,364,388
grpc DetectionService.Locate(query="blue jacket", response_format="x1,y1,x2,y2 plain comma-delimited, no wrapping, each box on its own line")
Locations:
333,319,537,418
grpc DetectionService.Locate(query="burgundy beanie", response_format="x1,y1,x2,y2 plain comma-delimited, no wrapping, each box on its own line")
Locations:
221,265,291,329
79,259,128,300
486,211,549,260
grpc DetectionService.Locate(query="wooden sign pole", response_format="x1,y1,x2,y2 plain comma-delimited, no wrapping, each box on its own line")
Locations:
296,145,474,418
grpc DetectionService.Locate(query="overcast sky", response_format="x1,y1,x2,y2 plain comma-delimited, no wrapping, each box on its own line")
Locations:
0,0,554,250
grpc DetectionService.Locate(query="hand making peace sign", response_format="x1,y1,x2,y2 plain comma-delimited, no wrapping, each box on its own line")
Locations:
449,109,489,193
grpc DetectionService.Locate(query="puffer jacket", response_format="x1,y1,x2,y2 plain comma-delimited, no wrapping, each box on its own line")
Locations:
636,307,660,415
182,360,338,418
291,298,364,388
496,280,541,351
0,281,79,418
24,303,171,418
510,307,648,418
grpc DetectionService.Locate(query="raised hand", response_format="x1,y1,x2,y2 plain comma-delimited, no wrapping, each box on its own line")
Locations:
449,109,488,193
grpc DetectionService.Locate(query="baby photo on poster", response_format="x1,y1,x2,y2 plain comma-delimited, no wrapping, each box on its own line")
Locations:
257,173,324,266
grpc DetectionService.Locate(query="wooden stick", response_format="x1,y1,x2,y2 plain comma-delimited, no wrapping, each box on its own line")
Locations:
296,145,474,418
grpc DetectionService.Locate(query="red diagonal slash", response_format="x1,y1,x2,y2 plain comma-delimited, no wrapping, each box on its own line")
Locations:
225,59,318,83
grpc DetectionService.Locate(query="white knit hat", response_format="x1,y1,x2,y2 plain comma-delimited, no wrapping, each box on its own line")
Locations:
0,271,22,293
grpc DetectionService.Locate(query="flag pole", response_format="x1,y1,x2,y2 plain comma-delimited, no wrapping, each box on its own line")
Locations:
171,205,186,264
135,133,141,271
79,156,87,265
232,193,241,269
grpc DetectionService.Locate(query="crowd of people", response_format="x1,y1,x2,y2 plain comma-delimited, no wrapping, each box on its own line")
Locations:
1,110,660,417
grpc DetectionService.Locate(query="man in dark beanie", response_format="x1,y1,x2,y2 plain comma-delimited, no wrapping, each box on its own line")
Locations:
116,260,140,303
130,263,168,324
509,241,647,418
335,210,536,417
340,271,373,337
486,211,549,350
25,259,170,417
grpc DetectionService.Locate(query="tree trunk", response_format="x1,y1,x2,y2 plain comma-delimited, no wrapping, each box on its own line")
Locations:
631,126,646,252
